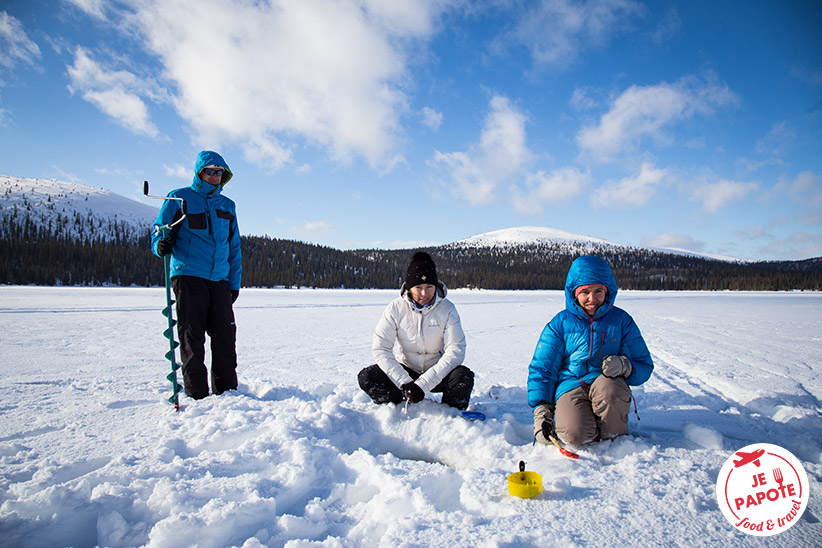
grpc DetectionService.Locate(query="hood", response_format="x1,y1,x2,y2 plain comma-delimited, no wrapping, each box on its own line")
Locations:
564,256,618,319
192,150,233,194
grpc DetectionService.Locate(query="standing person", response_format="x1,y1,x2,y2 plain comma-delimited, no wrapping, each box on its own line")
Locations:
528,255,653,446
358,252,474,410
151,150,242,400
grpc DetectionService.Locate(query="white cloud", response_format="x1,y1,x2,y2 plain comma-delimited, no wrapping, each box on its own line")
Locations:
689,179,757,213
434,95,531,205
120,0,448,171
0,11,41,73
242,136,293,173
789,66,822,88
66,47,159,137
302,221,333,233
755,122,796,156
789,171,822,205
788,171,822,226
760,232,822,260
641,233,705,252
511,167,590,215
501,0,645,68
576,76,739,162
0,10,41,122
63,0,107,20
648,7,681,45
163,163,189,179
570,87,598,110
421,107,443,131
290,220,335,243
593,162,668,209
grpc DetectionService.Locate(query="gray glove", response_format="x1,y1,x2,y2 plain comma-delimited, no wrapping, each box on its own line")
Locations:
533,403,555,446
601,355,632,378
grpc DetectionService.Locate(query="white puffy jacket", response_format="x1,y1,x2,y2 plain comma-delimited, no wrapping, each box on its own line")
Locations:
371,287,466,394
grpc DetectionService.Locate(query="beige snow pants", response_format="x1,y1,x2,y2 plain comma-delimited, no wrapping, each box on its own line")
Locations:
554,375,632,445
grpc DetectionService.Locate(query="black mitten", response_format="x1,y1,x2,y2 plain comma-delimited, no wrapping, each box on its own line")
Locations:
157,238,174,257
401,382,424,404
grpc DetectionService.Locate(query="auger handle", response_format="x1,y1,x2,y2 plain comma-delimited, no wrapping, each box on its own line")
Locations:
144,181,187,229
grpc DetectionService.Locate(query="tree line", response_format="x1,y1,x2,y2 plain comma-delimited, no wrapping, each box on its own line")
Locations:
1,214,820,290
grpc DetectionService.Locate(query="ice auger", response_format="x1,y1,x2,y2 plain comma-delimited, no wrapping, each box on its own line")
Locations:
143,181,187,410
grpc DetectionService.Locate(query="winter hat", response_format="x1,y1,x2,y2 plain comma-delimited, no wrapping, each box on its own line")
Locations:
574,283,607,299
405,252,438,289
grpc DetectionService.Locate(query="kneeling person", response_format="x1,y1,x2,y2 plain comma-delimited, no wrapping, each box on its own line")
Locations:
528,256,654,446
358,252,474,410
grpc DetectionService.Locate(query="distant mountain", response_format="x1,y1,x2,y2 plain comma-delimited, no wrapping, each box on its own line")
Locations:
454,225,619,247
0,175,158,242
452,226,741,262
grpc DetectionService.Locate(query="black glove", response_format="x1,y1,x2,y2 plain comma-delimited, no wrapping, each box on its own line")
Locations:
230,289,239,303
533,403,556,446
401,382,424,404
157,238,174,257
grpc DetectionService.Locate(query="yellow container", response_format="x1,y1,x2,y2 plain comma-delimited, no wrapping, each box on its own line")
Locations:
507,470,543,498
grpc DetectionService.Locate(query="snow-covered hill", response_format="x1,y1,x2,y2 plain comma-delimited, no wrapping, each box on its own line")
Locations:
0,175,158,242
453,226,625,249
452,226,740,262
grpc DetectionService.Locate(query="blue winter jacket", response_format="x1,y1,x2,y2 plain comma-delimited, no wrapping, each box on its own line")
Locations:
150,150,242,290
527,256,653,408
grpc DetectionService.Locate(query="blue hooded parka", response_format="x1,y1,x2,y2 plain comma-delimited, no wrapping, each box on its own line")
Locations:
527,256,653,408
151,151,242,290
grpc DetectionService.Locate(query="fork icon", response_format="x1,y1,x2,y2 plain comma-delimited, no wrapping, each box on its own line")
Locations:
773,467,784,486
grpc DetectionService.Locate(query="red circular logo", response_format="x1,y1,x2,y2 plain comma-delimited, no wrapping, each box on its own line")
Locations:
716,443,809,536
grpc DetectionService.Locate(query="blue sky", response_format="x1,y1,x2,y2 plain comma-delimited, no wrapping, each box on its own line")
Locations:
1,0,820,260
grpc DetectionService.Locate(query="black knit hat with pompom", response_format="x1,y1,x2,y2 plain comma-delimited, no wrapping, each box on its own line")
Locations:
405,252,438,289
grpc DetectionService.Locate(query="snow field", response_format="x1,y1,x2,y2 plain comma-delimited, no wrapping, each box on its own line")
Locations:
0,287,820,547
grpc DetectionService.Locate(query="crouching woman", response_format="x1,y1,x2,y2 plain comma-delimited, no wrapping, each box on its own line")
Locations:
358,252,474,410
528,256,653,446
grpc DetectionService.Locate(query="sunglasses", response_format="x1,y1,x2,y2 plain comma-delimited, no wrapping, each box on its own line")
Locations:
201,168,224,177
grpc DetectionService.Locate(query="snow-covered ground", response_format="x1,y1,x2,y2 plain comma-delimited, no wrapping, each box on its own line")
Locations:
1,287,820,547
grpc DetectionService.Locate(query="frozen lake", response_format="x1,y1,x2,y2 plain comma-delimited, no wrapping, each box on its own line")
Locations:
1,287,820,547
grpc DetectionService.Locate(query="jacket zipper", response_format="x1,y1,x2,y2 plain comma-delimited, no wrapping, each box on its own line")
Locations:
582,317,604,389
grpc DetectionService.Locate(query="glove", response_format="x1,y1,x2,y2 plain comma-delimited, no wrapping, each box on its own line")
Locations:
401,382,424,404
230,289,239,303
533,403,556,446
157,238,174,257
601,355,632,378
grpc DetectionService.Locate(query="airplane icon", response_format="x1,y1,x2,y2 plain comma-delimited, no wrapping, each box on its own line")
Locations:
733,448,765,468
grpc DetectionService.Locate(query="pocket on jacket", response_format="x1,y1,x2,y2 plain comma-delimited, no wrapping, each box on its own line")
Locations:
187,212,208,230
215,209,235,222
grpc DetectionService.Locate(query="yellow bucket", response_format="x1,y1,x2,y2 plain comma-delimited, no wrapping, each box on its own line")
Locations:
507,461,542,498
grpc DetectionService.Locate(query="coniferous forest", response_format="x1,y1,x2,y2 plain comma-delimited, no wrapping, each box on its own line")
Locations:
1,213,820,291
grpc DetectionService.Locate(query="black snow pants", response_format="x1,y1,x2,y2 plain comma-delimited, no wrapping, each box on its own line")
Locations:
172,275,238,399
357,363,474,410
